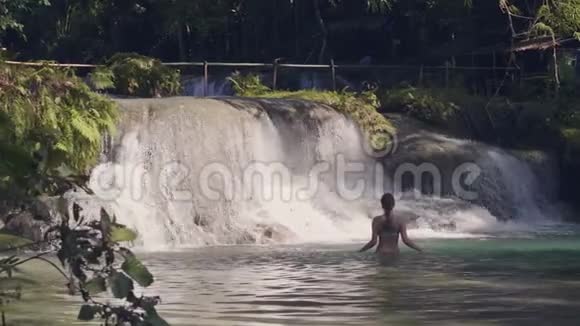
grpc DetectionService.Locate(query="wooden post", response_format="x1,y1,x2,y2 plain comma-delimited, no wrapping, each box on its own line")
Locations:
272,58,280,90
418,64,424,86
330,58,336,91
203,61,208,97
445,61,450,89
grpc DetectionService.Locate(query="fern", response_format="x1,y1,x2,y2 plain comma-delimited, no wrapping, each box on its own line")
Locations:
0,62,119,193
103,53,181,97
531,22,555,38
88,66,115,91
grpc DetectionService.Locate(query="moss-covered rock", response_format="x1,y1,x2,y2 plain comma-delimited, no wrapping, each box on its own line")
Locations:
229,72,395,152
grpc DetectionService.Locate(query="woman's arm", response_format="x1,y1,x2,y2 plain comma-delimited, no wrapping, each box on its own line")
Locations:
359,219,379,252
400,223,423,253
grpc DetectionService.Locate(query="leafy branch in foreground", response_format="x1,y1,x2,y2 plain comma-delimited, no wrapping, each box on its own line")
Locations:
0,200,169,326
44,201,168,325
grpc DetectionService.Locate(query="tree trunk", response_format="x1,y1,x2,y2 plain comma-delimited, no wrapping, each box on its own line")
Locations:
313,0,327,64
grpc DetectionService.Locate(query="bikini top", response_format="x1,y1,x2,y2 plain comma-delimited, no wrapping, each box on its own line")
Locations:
380,217,399,236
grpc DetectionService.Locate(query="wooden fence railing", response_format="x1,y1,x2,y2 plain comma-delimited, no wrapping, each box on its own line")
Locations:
4,59,521,96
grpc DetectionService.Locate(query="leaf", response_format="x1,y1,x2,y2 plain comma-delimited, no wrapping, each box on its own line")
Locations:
77,304,101,321
110,225,138,242
0,233,33,250
144,306,170,326
109,271,133,299
84,276,106,294
100,208,112,240
121,255,154,287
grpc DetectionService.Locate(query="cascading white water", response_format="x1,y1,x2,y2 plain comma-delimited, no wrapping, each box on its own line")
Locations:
83,98,562,250
86,98,378,250
182,76,232,97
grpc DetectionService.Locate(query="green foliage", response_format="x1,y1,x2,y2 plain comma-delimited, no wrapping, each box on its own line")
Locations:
227,72,271,97
0,0,49,37
39,204,169,325
535,1,580,37
110,225,138,243
0,62,118,194
0,178,165,325
77,304,102,321
84,276,106,294
88,66,115,91
229,72,395,152
91,53,181,98
553,97,580,162
380,86,566,147
122,255,154,287
109,271,134,299
381,86,462,126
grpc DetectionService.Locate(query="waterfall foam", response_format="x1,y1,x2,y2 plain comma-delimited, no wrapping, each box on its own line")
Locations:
81,98,562,250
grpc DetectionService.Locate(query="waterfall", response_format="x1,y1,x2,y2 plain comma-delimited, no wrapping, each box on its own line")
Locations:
81,98,562,250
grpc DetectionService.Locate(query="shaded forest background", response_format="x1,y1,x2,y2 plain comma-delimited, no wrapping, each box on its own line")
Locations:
1,0,577,68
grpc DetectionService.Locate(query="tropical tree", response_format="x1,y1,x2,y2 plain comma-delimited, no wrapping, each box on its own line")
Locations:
0,0,49,47
499,0,580,92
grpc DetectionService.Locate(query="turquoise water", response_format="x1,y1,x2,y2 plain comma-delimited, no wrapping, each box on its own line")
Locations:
7,234,580,325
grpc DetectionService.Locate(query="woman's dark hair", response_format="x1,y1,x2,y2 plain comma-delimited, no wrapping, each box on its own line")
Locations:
381,193,395,212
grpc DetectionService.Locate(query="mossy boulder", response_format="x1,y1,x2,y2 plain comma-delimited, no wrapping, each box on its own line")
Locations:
229,72,395,153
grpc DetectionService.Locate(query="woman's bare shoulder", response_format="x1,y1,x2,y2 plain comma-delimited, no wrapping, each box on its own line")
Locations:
372,215,384,224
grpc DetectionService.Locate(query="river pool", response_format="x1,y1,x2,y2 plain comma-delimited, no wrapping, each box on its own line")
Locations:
7,231,580,326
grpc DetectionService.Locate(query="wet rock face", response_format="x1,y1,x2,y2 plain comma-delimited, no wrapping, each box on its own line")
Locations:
254,223,295,244
3,211,48,242
0,196,54,242
382,114,559,221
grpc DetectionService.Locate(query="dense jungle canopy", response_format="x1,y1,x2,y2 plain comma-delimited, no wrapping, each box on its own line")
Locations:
1,0,579,66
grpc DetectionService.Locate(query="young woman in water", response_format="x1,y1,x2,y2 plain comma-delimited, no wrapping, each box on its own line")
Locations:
359,193,423,254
